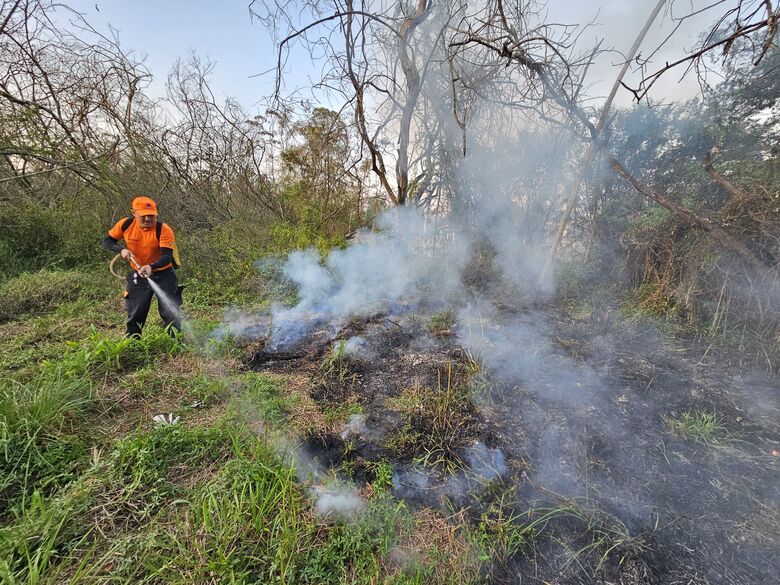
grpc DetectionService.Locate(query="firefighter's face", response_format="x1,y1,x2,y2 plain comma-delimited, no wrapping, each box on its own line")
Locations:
134,212,156,230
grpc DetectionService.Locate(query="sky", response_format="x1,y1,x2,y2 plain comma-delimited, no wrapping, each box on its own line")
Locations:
66,0,732,111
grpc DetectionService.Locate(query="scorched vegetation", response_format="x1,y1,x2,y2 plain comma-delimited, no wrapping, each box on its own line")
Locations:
1,0,779,583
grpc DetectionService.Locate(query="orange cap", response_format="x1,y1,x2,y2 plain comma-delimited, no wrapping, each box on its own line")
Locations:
132,196,158,216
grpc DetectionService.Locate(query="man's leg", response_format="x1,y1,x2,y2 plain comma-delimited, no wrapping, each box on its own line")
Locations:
153,269,182,335
125,273,153,337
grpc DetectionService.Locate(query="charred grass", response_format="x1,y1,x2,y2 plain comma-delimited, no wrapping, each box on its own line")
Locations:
386,363,483,474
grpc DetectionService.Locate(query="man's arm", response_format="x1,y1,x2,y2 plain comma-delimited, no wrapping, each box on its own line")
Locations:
102,235,124,253
149,247,173,270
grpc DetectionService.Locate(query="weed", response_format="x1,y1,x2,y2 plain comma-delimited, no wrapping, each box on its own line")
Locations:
428,309,455,336
204,326,244,359
186,374,231,406
0,480,94,583
467,501,532,566
298,494,408,584
0,369,94,437
107,451,309,582
368,459,394,493
97,424,233,529
120,368,229,406
518,500,647,578
387,364,475,474
664,410,727,445
313,341,361,408
55,326,184,377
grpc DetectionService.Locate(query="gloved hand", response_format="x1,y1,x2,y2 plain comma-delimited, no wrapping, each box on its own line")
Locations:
138,265,152,278
120,248,134,261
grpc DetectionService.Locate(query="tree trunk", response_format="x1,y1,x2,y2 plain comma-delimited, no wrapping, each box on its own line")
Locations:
396,0,429,205
539,0,667,283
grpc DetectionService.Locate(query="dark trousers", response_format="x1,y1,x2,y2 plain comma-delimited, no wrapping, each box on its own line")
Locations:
125,268,182,337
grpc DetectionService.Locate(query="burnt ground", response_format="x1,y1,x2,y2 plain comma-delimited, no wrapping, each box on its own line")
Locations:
246,304,779,585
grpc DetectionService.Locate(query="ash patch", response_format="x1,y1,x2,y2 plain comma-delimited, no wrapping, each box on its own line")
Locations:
489,302,780,584
300,432,347,471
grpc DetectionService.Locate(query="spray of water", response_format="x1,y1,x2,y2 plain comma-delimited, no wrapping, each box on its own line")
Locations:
145,278,175,315
142,275,190,340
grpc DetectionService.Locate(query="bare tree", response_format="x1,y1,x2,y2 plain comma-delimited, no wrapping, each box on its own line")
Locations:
448,0,778,275
251,0,454,207
0,0,151,202
624,0,780,102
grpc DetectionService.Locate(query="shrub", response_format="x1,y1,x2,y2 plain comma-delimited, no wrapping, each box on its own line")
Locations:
0,199,102,278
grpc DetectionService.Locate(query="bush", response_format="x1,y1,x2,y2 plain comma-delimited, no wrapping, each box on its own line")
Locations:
0,199,102,278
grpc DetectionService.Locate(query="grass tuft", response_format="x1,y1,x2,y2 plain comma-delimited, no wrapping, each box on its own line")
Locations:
428,310,455,337
0,368,95,517
54,326,184,377
664,410,727,445
387,364,475,474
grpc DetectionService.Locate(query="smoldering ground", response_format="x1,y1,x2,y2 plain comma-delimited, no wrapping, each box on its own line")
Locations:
217,142,779,582
239,253,778,582
214,24,778,581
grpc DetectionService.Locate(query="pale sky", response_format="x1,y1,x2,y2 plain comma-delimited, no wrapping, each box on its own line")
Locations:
67,1,732,110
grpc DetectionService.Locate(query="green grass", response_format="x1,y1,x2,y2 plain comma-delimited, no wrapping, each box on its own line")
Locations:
367,459,393,493
0,269,109,323
54,326,184,378
428,310,455,337
232,372,297,428
664,410,727,445
322,401,363,426
467,501,532,565
0,368,95,519
0,417,463,584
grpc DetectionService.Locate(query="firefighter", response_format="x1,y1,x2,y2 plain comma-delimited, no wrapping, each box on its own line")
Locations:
102,196,182,337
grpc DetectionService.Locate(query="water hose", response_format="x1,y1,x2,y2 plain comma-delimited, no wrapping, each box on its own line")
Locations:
110,253,142,278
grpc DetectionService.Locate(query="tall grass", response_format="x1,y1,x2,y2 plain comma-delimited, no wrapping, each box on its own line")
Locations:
0,422,440,584
0,369,94,517
55,326,184,377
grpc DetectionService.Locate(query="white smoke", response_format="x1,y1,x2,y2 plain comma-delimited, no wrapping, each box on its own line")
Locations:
268,206,470,348
313,483,365,521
